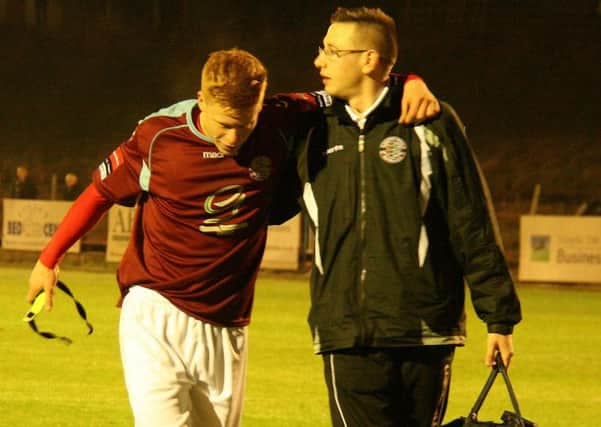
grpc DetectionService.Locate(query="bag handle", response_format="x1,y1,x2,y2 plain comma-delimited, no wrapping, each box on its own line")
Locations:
468,352,525,426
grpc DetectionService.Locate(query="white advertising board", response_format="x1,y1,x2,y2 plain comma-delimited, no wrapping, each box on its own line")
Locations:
2,199,81,252
262,214,302,271
519,215,601,283
106,205,135,263
105,206,302,270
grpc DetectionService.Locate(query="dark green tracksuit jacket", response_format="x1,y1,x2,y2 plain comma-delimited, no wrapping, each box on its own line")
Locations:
295,89,522,354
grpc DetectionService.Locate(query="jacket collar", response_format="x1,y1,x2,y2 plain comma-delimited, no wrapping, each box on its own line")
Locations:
324,86,403,131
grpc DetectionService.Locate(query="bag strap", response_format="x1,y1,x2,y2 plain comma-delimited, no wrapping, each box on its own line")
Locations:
468,353,525,427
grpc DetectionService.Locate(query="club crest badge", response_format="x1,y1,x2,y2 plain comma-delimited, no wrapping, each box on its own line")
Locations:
249,156,272,181
379,136,407,164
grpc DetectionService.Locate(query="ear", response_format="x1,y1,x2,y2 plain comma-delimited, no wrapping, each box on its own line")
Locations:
197,90,206,109
363,50,391,81
361,50,380,74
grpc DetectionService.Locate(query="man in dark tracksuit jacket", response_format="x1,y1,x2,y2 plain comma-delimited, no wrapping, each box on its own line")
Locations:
296,89,522,425
295,7,522,427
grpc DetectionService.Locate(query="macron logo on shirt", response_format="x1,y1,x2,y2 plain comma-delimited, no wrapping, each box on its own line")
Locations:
203,152,224,159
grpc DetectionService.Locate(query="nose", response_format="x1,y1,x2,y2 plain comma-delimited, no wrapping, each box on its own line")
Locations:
314,52,325,69
221,129,243,146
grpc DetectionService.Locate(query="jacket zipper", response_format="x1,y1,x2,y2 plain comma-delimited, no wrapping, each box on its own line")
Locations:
358,132,367,345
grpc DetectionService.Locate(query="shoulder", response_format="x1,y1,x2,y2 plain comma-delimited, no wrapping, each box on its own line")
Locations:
130,100,196,149
440,101,465,128
136,100,195,134
418,100,468,144
436,101,467,135
140,99,196,123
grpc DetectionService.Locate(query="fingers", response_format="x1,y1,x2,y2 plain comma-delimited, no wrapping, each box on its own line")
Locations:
427,98,440,117
485,340,496,367
497,345,514,369
486,333,514,369
415,100,428,123
26,260,58,311
26,285,40,305
43,282,56,311
399,98,411,124
414,98,440,124
399,98,440,125
399,99,421,124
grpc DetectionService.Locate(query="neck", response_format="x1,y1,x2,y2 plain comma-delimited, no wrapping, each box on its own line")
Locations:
346,80,387,114
197,110,205,133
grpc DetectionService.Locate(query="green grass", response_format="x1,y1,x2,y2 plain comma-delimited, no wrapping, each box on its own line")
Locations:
1,266,600,426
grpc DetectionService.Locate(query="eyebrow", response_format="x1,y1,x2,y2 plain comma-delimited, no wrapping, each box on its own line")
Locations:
216,118,251,129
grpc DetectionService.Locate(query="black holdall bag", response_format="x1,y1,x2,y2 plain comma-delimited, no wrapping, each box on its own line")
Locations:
443,353,537,427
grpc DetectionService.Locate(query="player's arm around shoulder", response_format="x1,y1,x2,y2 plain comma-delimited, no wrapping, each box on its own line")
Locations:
399,75,440,124
266,93,323,140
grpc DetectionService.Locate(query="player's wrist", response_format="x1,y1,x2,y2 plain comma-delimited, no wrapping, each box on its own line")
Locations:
405,73,422,82
39,252,58,270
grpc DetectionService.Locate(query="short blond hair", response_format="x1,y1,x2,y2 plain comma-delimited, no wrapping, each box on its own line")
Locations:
201,48,267,109
331,7,398,66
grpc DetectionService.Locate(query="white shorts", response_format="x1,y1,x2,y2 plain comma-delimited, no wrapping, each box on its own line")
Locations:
119,286,247,427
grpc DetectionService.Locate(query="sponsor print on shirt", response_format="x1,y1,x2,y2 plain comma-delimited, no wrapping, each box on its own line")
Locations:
199,184,249,235
379,136,407,164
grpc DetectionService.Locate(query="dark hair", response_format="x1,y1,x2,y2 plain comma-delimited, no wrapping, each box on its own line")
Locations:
331,7,398,66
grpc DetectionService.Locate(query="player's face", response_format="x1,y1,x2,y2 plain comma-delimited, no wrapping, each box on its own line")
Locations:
314,23,367,101
199,91,264,156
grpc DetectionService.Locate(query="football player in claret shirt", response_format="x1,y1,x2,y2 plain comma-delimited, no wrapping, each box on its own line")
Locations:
26,48,439,427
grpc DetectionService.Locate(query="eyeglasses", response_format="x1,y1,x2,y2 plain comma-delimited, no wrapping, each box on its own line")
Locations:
317,44,369,59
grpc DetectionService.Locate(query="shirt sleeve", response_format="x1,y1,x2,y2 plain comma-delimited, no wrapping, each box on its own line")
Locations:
387,72,421,88
39,184,113,268
92,125,149,206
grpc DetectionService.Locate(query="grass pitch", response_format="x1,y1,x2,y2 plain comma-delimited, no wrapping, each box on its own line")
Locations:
1,266,600,426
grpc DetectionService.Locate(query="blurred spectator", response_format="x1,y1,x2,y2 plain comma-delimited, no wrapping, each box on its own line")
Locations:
62,172,82,200
582,200,601,216
10,165,38,199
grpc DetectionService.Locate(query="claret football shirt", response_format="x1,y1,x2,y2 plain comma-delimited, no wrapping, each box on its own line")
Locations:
93,98,311,327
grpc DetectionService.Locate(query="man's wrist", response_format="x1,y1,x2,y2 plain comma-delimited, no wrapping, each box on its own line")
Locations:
487,323,514,335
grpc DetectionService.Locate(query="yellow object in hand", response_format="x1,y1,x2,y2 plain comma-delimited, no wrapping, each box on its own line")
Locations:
23,291,46,322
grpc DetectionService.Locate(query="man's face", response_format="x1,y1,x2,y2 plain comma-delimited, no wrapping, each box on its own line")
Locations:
314,22,366,100
65,174,78,188
198,89,265,156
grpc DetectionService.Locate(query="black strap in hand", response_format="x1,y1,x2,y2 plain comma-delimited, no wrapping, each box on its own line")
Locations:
23,280,94,345
468,353,525,427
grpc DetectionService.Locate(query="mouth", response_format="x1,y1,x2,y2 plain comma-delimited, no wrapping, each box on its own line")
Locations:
219,144,240,156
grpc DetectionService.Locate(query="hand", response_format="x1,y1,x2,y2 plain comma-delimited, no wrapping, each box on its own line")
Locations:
399,79,440,124
27,259,59,311
486,333,514,368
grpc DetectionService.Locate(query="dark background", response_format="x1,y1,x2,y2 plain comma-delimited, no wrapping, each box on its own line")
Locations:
1,0,600,204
